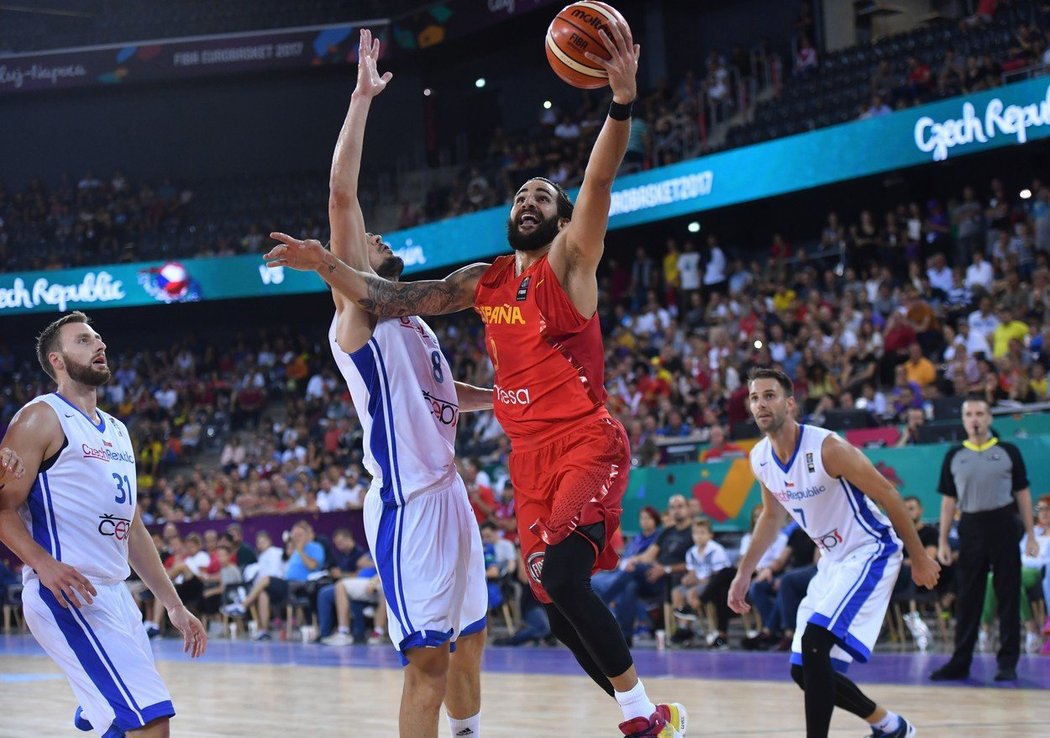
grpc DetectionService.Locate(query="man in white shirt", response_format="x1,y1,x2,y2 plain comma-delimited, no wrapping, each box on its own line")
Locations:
703,235,728,292
926,253,953,296
677,241,702,303
965,250,994,293
967,296,999,358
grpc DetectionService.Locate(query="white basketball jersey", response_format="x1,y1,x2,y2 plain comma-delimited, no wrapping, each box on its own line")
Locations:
750,424,900,561
329,314,459,506
19,394,137,585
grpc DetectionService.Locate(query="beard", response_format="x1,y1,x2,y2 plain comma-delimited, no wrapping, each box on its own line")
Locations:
63,354,112,387
376,253,404,280
506,213,561,252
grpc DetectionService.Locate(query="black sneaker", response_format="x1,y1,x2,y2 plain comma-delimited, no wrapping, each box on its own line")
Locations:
929,662,970,681
670,628,695,644
994,666,1017,681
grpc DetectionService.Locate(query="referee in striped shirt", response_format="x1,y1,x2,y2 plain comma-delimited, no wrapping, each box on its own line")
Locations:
930,396,1040,682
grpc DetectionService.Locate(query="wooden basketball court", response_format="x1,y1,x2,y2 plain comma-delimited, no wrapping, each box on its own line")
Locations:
2,634,1048,737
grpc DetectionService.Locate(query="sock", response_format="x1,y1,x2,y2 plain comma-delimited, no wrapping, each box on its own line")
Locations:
337,627,349,635
614,679,657,722
448,712,480,737
870,711,899,733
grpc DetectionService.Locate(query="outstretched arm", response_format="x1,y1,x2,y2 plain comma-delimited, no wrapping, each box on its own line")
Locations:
549,8,639,284
454,381,493,412
265,234,487,317
329,28,391,274
822,435,941,589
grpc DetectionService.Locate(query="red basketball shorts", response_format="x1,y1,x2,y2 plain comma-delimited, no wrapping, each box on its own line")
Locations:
509,416,630,604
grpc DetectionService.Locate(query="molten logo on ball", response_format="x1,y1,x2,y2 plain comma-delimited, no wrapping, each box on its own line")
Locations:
546,2,630,90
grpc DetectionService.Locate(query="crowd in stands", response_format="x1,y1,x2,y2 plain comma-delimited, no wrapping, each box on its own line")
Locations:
8,4,1048,274
729,1,1050,147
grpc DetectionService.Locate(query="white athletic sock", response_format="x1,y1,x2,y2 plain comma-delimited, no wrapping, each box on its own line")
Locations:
614,680,657,722
448,712,480,737
871,710,899,733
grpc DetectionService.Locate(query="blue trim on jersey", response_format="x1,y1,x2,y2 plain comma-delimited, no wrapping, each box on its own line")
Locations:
348,346,397,506
370,339,406,507
39,587,143,729
846,482,898,552
101,724,124,738
41,472,61,561
772,424,806,473
789,650,851,673
53,392,106,433
27,477,53,557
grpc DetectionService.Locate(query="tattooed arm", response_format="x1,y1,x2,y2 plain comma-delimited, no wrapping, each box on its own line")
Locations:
266,233,487,317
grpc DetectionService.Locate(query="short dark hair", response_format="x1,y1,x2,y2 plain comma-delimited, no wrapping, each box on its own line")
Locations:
903,495,921,505
962,393,989,409
36,311,91,380
528,177,575,220
747,367,793,397
692,518,712,532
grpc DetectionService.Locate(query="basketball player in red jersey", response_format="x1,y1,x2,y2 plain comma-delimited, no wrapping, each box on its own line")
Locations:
266,8,686,737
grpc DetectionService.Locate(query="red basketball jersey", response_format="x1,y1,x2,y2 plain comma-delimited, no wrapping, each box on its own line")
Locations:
474,254,609,450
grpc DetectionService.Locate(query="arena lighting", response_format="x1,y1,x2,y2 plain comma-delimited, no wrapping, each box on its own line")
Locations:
1021,189,1033,199
754,340,763,349
687,221,700,233
475,78,486,88
423,88,432,97
543,100,553,109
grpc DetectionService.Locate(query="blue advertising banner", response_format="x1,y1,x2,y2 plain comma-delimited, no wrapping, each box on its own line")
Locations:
4,78,1049,315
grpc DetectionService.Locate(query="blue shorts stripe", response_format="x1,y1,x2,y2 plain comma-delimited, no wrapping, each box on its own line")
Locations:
393,498,413,634
27,477,53,556
834,552,890,634
788,649,851,673
460,615,487,638
375,504,407,639
68,604,144,717
39,587,143,729
42,472,61,561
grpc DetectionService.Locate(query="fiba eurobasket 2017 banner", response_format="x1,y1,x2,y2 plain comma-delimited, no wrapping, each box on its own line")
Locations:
0,0,562,95
0,24,387,94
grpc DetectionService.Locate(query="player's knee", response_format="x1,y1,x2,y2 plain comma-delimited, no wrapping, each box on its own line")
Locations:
800,624,835,659
790,663,806,689
405,648,450,687
540,559,580,604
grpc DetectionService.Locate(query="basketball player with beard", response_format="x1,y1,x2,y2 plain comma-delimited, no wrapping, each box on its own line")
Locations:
266,15,687,738
0,311,206,737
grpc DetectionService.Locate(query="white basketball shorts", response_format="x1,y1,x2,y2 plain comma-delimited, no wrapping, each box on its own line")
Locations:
364,473,488,663
791,542,902,671
21,577,174,735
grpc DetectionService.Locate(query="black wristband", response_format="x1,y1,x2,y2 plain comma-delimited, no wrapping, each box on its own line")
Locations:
609,100,633,121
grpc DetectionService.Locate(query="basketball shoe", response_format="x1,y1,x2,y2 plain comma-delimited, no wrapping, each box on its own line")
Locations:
618,702,687,738
867,716,916,737
73,706,92,732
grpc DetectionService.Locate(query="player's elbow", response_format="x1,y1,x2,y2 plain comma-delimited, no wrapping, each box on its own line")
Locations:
328,188,358,211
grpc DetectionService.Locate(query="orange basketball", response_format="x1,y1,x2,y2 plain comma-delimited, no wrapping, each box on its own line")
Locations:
545,2,628,89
